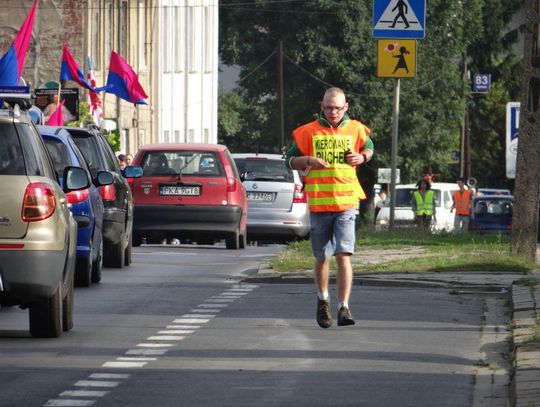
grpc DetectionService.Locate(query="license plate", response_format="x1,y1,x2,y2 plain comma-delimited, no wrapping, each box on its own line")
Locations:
247,192,274,202
160,185,201,196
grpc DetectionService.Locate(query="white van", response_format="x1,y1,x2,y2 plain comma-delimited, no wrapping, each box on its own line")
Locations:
375,182,460,233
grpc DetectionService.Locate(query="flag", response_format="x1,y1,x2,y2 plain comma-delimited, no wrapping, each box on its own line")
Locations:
0,0,38,85
60,43,96,90
45,99,65,126
87,55,103,124
97,51,148,104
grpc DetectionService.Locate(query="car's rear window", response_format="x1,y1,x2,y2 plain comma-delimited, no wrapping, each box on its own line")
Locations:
0,123,24,175
474,199,513,215
234,158,294,183
141,150,223,177
44,139,71,179
70,133,105,177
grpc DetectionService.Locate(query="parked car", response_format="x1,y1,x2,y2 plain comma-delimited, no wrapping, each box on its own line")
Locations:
232,153,310,242
469,195,513,233
375,182,460,233
63,126,142,267
131,143,248,249
0,97,89,337
477,188,511,196
38,125,114,286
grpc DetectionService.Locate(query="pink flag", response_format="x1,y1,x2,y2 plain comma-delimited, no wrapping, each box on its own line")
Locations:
45,99,65,126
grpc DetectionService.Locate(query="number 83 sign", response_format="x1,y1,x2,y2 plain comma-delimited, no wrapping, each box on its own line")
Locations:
473,74,491,93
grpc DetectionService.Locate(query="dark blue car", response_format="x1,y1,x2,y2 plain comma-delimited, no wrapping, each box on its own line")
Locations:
39,126,113,286
469,195,514,233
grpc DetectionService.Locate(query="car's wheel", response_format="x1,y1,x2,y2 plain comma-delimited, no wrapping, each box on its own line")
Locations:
91,237,103,283
124,233,132,266
225,228,240,250
29,282,62,338
75,257,92,287
239,231,247,249
62,276,74,332
104,225,126,268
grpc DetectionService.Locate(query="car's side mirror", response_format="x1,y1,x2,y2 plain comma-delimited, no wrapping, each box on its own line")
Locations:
95,170,114,186
63,166,90,191
123,165,143,178
240,171,247,182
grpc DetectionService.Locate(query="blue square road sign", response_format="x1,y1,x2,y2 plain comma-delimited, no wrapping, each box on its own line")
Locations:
373,0,426,39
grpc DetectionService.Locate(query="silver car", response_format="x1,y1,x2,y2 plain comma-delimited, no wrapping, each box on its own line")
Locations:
233,153,310,242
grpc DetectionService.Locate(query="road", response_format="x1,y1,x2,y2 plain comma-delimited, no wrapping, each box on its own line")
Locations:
0,244,509,406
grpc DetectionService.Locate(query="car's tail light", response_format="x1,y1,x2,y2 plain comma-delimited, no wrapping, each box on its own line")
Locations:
99,183,116,201
227,177,237,192
293,183,306,203
126,178,134,189
22,182,56,222
66,188,90,204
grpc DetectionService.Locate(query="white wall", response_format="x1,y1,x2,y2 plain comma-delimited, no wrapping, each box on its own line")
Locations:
158,0,218,144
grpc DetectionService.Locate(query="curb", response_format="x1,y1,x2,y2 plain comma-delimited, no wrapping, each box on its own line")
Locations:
510,281,540,407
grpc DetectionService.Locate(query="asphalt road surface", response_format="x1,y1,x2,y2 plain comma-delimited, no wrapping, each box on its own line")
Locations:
0,243,508,406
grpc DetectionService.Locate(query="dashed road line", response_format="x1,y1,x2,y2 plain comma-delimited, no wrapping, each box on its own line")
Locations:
43,284,258,406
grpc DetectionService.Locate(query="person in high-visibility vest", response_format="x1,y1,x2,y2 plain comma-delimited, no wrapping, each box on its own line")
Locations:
286,87,374,329
411,179,436,230
451,177,472,233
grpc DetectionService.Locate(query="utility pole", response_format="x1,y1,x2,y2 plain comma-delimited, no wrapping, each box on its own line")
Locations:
459,53,468,178
389,79,400,230
511,0,540,261
277,40,285,150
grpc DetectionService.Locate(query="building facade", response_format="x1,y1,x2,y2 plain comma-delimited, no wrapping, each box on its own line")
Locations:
0,0,219,154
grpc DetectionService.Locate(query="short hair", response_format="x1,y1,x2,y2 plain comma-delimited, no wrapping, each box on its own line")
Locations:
324,87,346,99
117,154,126,161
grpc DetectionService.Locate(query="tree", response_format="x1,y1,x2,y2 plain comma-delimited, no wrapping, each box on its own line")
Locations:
219,0,523,185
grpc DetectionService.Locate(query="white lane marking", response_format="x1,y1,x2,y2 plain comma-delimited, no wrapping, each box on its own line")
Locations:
206,298,235,302
126,349,168,356
89,373,130,380
198,303,228,308
59,390,109,397
166,325,201,329
157,330,194,334
220,292,248,296
173,318,211,324
189,309,221,313
147,335,185,340
228,288,254,292
102,361,147,368
117,357,157,361
74,381,119,388
136,343,174,348
181,314,216,319
44,400,95,407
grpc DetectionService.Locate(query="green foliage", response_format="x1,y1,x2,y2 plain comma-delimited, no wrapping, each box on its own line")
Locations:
219,0,525,185
106,129,121,152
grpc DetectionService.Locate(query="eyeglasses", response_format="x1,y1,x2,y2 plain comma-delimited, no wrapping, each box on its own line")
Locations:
322,105,347,113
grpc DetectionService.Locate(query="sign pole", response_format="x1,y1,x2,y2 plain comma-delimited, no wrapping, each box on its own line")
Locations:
389,78,400,230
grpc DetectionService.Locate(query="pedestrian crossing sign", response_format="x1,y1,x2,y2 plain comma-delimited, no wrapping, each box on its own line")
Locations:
377,40,417,78
373,0,425,39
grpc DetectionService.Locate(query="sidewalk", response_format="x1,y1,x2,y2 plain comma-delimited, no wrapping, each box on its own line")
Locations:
248,266,540,407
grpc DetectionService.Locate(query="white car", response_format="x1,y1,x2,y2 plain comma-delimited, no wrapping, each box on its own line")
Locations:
375,182,460,233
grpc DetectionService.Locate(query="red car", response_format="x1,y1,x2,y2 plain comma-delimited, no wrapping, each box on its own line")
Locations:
130,143,248,249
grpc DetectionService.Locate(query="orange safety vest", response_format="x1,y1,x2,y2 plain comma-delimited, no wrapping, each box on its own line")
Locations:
293,119,370,212
453,189,471,215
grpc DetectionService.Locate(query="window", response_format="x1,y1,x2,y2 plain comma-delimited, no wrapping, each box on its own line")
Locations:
163,6,170,72
91,0,101,70
0,124,24,175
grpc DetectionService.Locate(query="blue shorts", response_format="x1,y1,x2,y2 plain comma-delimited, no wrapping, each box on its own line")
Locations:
309,209,356,260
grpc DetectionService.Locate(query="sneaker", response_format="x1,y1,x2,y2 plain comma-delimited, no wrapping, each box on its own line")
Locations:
337,306,355,326
316,299,332,328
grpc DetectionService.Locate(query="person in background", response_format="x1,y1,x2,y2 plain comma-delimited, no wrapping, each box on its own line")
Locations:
126,154,133,166
286,87,374,329
117,153,127,170
374,190,387,224
451,177,472,233
412,179,436,231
